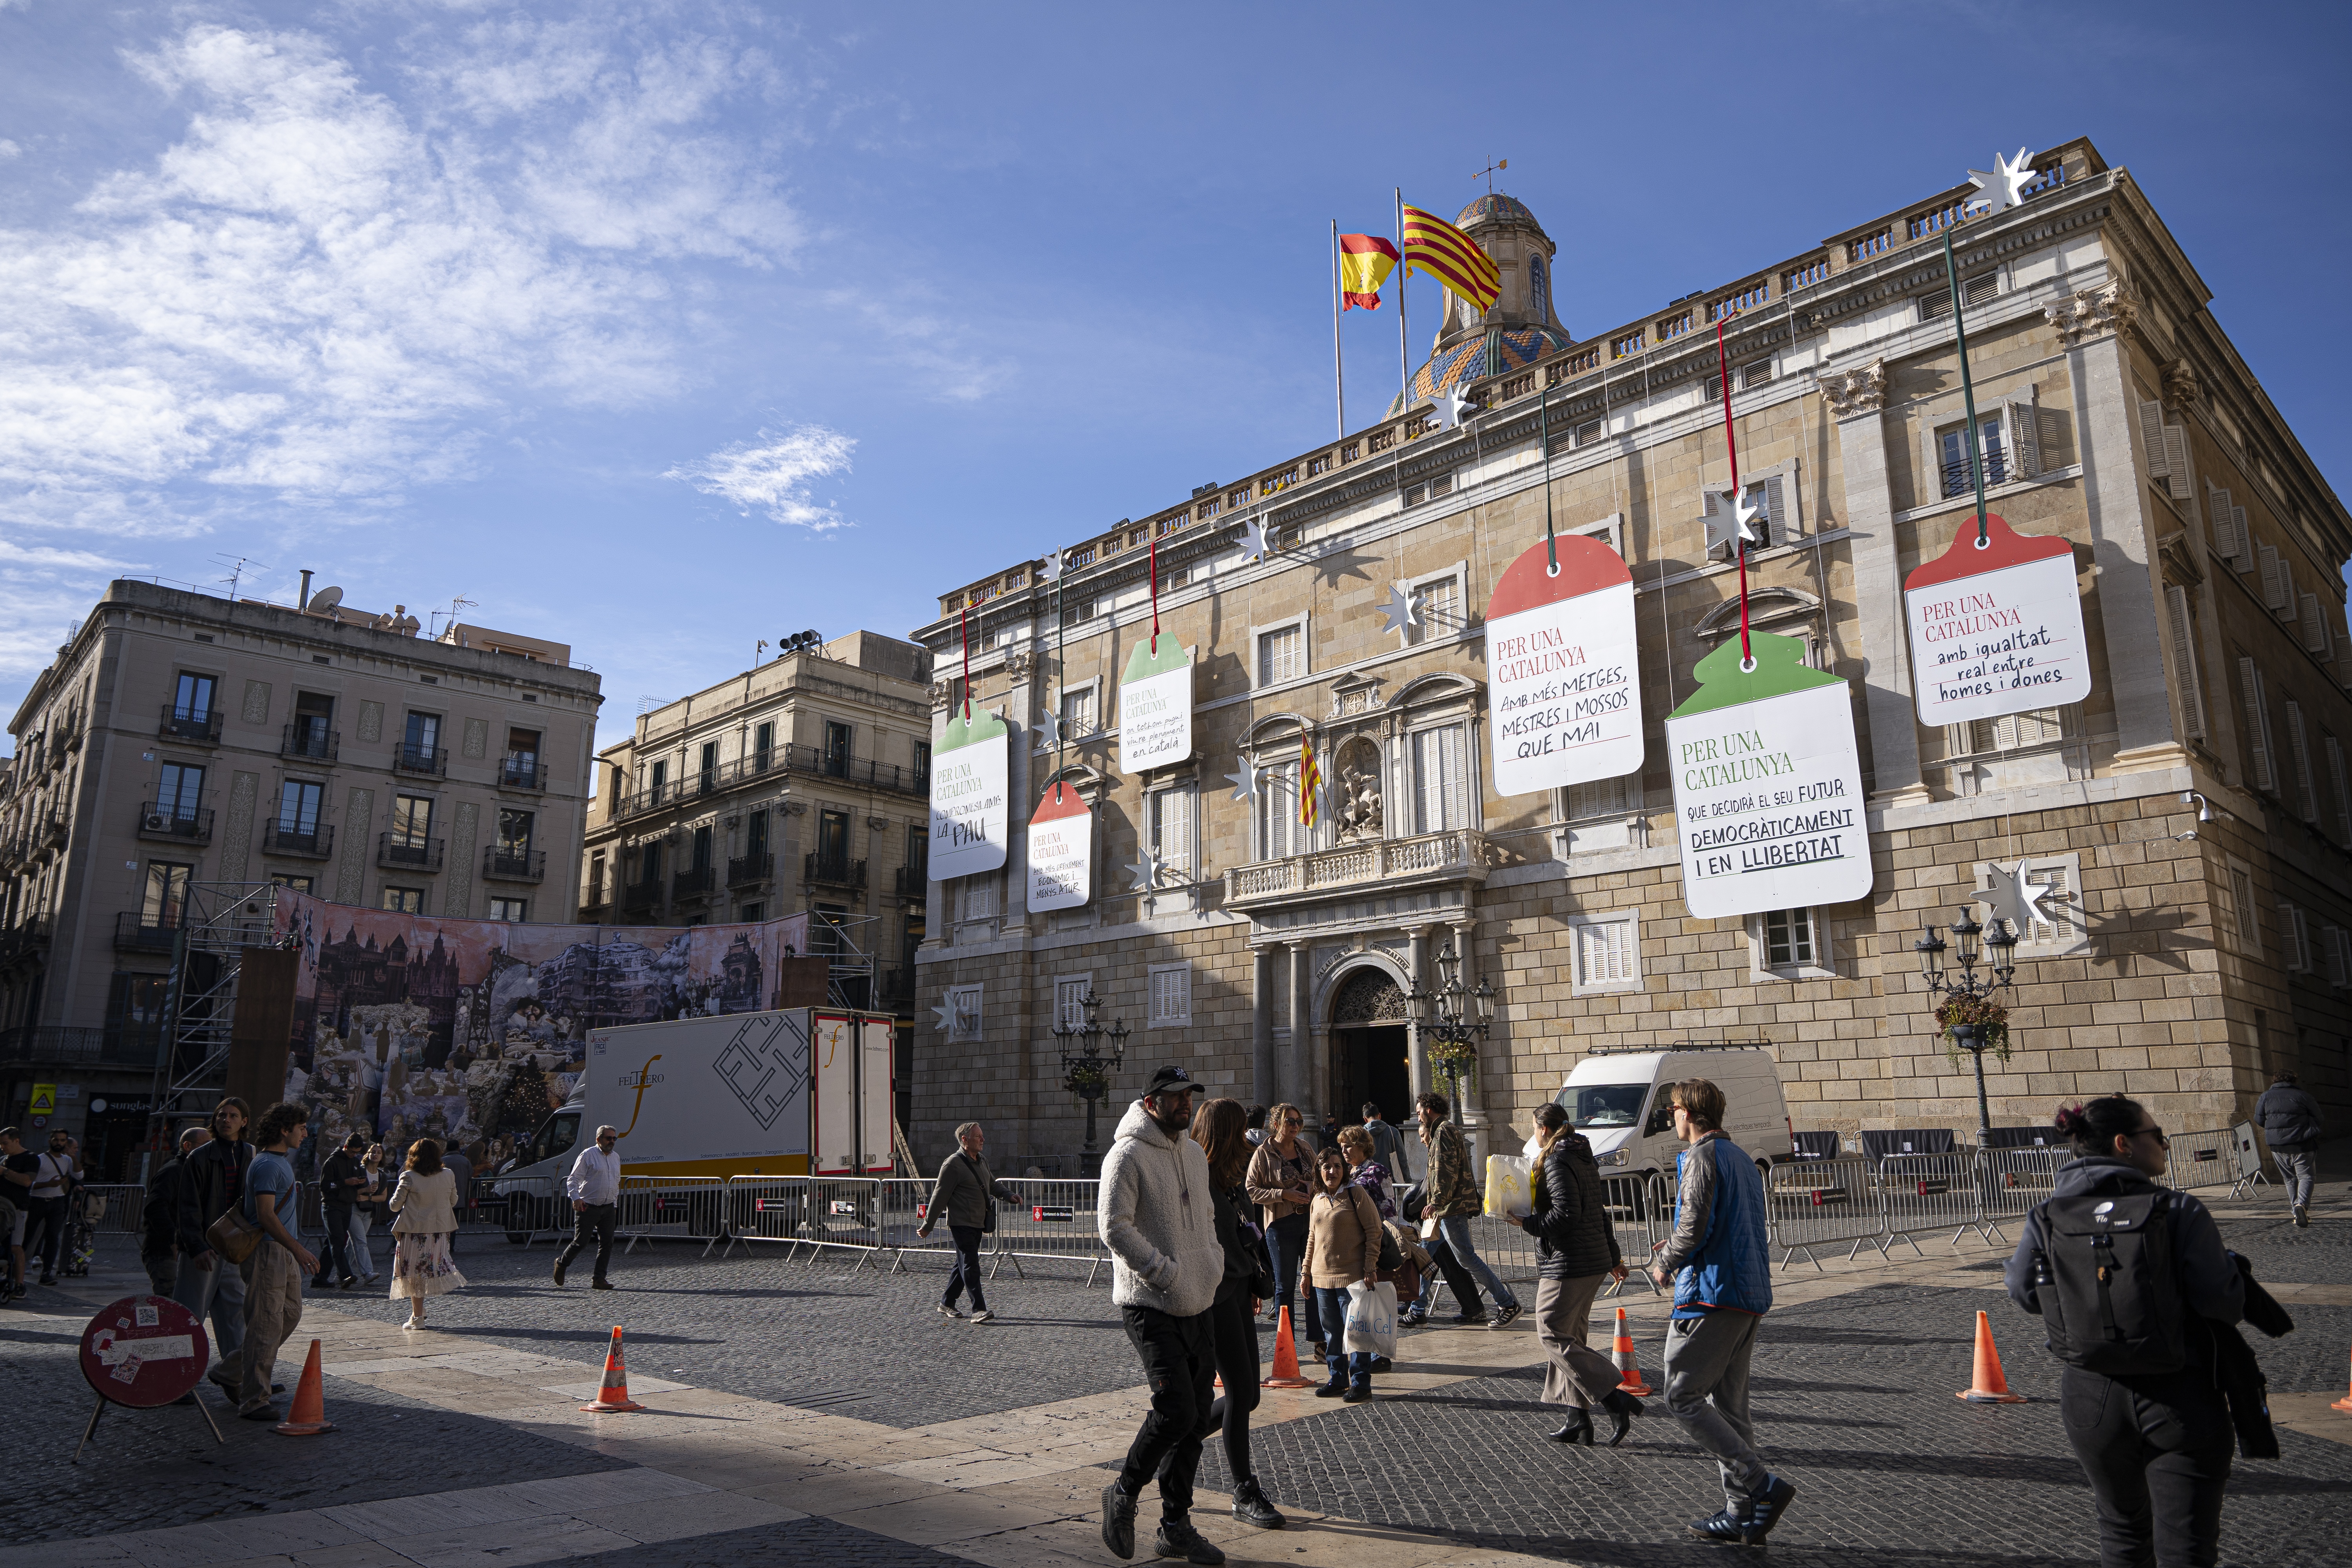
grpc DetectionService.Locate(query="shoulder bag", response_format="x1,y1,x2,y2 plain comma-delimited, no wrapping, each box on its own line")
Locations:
205,1203,265,1265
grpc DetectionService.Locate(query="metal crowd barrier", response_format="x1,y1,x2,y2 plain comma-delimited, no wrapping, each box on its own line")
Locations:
485,1174,569,1246
2165,1126,2237,1193
1878,1151,1991,1253
2225,1122,2270,1198
1766,1156,1889,1269
1974,1146,2065,1242
616,1174,727,1254
987,1178,1111,1285
74,1183,144,1235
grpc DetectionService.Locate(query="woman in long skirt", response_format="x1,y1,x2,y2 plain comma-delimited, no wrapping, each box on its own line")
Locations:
388,1138,466,1328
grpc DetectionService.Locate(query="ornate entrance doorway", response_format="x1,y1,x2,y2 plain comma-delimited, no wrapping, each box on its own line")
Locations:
1328,968,1411,1125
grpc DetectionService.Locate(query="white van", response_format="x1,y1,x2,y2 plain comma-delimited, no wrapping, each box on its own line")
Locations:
1553,1044,1792,1196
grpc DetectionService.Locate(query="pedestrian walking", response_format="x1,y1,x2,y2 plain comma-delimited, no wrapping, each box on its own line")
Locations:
1359,1102,1414,1185
348,1143,386,1283
1647,1078,1795,1547
1188,1097,1285,1531
1243,1105,1269,1149
312,1133,369,1289
178,1097,254,1374
233,1102,319,1420
1097,1065,1227,1566
2,1127,35,1298
1335,1125,1395,1219
553,1125,622,1290
22,1130,81,1287
917,1121,1014,1321
141,1126,211,1299
2253,1071,2326,1227
1414,1091,1521,1328
1301,1147,1383,1403
1397,1182,1481,1328
1245,1103,1316,1341
2008,1096,2249,1568
1520,1101,1639,1446
389,1137,467,1328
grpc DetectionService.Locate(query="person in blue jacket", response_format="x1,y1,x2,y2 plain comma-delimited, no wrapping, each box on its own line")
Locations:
1646,1078,1796,1548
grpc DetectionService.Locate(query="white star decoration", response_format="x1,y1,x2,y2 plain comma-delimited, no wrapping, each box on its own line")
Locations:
1126,848,1162,893
1239,516,1273,559
1035,708,1064,748
1966,149,2039,215
1431,385,1477,430
1226,766,1260,804
1978,859,2049,938
1378,582,1421,638
1706,487,1760,557
931,1000,958,1034
1040,548,1066,584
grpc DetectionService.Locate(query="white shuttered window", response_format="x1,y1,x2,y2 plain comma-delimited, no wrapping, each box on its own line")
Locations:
1411,724,1470,833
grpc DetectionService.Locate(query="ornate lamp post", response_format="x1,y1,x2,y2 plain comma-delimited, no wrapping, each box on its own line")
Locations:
1053,990,1130,1176
1406,938,1492,1126
1915,906,2020,1144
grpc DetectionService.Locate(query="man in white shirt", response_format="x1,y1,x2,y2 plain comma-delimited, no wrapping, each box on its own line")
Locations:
25,1131,81,1287
553,1126,622,1290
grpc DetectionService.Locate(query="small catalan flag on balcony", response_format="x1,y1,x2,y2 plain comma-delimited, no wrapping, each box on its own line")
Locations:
1298,737,1322,829
1338,233,1399,310
1403,203,1501,313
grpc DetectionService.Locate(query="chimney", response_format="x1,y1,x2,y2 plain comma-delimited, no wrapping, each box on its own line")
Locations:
298,569,314,613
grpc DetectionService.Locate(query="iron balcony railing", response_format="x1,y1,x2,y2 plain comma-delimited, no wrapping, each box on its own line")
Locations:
0,918,49,965
281,722,338,762
138,803,213,844
672,864,717,897
263,821,334,859
0,1025,158,1067
394,742,447,776
115,910,181,953
728,851,773,886
377,833,445,871
499,754,545,791
484,846,546,883
805,853,866,889
621,878,661,911
894,865,929,896
159,704,223,743
612,745,930,820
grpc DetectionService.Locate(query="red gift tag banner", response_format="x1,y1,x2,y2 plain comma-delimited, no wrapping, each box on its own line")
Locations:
1902,511,2091,727
1484,533,1645,799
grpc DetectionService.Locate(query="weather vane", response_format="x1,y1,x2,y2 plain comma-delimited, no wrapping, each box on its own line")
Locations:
1473,158,1508,194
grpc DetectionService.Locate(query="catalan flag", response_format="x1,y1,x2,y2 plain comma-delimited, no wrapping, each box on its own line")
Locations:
1338,233,1399,310
1298,737,1322,829
1403,203,1500,313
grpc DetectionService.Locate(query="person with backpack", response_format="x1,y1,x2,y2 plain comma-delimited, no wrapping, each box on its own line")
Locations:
2253,1071,2325,1227
2006,1096,2247,1568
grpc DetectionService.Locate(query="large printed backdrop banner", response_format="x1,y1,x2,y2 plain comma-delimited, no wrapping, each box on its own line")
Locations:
269,889,808,1162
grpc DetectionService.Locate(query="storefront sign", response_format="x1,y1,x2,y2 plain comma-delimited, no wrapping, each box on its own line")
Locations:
1119,641,1193,775
1026,782,1093,912
1904,512,2090,726
1485,535,1644,797
929,706,1010,879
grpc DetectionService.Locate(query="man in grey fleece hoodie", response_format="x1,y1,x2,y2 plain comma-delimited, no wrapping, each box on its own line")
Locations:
1098,1066,1228,1566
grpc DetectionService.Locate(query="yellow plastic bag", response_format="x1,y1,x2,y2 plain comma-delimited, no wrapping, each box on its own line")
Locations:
1484,1153,1534,1219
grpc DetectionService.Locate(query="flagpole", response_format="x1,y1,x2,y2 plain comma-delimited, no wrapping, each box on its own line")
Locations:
1330,220,1345,441
1395,187,1409,406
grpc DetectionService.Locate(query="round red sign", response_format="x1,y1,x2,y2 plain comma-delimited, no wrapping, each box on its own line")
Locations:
79,1295,210,1409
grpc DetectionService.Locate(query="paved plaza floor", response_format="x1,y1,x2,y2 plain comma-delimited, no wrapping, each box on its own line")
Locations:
5,1181,2348,1568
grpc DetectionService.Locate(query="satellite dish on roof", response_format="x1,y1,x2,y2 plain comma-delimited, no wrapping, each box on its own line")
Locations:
309,586,344,615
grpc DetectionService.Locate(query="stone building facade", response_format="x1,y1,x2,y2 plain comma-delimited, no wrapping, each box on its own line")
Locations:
909,139,2352,1172
0,579,600,1175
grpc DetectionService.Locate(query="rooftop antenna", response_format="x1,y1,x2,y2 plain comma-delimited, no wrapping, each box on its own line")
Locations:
211,553,269,601
431,594,479,639
1473,157,1507,194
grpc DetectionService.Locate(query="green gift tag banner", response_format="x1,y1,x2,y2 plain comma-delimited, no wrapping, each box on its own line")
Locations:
938,705,1008,753
1122,637,1191,685
1666,630,1843,719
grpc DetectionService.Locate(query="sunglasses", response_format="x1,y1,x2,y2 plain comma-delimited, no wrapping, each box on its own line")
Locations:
2131,1126,2170,1147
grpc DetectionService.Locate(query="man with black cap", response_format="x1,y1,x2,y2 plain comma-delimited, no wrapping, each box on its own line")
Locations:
1098,1065,1227,1566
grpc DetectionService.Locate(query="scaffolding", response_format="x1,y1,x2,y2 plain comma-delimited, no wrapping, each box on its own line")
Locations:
144,881,283,1148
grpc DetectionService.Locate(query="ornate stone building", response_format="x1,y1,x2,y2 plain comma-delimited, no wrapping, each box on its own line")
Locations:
910,140,2352,1171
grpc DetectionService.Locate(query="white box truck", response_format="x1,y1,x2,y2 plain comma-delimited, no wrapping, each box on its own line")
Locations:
1553,1043,1792,1210
492,1007,895,1238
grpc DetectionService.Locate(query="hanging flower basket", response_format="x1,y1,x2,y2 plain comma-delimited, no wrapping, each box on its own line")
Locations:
1936,993,2011,1069
1428,1037,1478,1069
1064,1059,1111,1096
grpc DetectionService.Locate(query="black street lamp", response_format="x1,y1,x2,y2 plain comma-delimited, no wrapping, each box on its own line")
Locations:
1053,990,1130,1176
1406,938,1492,1126
1916,905,2020,1144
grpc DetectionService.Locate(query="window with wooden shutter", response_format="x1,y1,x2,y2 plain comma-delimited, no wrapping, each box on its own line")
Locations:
1411,723,1470,834
2300,593,2333,657
1149,783,1195,877
2325,927,2352,989
2325,735,2352,843
2165,586,2207,741
2278,902,2310,972
2259,544,2294,617
2160,423,2192,499
2286,701,2319,822
2207,485,2239,561
1566,773,1635,821
2238,657,2276,793
2004,389,2040,479
2223,860,2260,954
2138,401,2170,479
1055,976,1091,1031
1572,915,1640,992
1256,760,1298,860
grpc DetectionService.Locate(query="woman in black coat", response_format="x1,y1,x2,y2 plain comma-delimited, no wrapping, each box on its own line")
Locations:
1519,1102,1641,1445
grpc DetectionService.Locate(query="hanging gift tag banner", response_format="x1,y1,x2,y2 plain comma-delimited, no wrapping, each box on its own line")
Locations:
1666,631,1872,920
1119,640,1194,775
1902,511,2089,727
929,706,1009,878
1026,782,1093,912
1485,534,1644,797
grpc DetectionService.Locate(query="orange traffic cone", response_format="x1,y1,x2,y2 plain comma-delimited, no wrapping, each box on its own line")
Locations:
2331,1347,2352,1414
580,1326,646,1412
1261,1306,1315,1389
1957,1309,2025,1403
274,1339,336,1435
1610,1307,1654,1397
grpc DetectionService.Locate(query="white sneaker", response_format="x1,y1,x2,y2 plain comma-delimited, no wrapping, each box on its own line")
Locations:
971,1309,995,1323
939,1303,965,1319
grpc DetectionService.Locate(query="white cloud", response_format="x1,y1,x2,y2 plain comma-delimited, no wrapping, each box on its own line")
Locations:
822,290,1014,404
0,141,21,161
666,424,855,532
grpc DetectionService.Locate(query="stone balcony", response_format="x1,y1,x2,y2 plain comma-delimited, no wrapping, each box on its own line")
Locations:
1226,828,1489,916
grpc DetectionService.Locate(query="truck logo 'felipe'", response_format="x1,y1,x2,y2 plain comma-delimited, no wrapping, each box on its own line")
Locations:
619,1055,664,1136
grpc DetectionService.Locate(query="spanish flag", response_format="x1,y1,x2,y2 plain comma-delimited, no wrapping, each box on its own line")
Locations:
1403,203,1500,313
1298,737,1322,829
1339,234,1399,310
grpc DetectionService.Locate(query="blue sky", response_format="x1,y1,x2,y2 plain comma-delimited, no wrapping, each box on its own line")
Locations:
4,0,2347,759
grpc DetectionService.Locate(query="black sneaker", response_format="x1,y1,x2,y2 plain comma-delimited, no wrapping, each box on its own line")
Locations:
1230,1480,1285,1531
1341,1385,1370,1404
591,1279,616,1290
238,1404,280,1422
1451,1312,1489,1326
1369,1356,1392,1373
1688,1505,1750,1545
1490,1301,1523,1329
552,1258,567,1287
1399,1307,1426,1327
1152,1521,1225,1564
39,1274,56,1287
1741,1475,1798,1546
1314,1381,1347,1398
1100,1481,1137,1560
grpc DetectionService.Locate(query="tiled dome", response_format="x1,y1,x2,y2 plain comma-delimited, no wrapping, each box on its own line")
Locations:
1456,193,1546,233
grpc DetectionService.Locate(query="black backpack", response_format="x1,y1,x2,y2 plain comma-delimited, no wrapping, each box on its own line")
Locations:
2030,1187,2185,1376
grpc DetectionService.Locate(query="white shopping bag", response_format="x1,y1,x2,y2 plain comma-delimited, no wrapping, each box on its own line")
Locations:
1343,1279,1398,1360
1484,1153,1535,1218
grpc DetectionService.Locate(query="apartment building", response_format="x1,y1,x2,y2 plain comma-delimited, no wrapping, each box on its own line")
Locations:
0,579,600,1175
909,138,2352,1168
576,630,933,1028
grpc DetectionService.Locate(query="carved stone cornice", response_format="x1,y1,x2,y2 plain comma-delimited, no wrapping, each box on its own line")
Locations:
2156,531,2204,590
2045,279,2138,348
2162,357,2201,409
1818,359,1889,420
1002,650,1038,682
927,677,956,710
